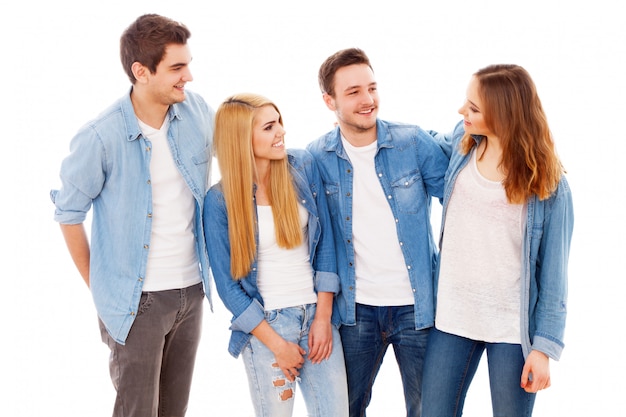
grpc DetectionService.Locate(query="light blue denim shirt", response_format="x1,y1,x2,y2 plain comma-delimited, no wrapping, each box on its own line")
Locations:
306,119,449,330
50,88,214,344
203,149,340,358
432,121,574,360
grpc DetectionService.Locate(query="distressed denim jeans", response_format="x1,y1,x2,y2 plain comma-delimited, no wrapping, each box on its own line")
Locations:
241,303,348,417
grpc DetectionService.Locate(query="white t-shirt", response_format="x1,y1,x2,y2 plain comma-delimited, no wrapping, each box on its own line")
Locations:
256,204,317,311
139,119,201,291
341,136,414,306
436,149,525,343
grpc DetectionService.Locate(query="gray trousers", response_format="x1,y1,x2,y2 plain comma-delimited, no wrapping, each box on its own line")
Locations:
99,282,204,417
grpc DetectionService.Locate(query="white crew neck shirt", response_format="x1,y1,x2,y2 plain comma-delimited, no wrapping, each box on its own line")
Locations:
139,118,201,291
341,136,414,306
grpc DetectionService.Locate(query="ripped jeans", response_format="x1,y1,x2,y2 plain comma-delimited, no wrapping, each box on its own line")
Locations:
241,303,349,417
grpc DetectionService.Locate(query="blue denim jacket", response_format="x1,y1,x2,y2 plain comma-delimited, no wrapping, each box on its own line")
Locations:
203,149,340,358
306,119,449,329
50,89,214,344
432,121,574,360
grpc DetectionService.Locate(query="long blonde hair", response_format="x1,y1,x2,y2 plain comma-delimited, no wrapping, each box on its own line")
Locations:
460,64,563,204
213,93,302,279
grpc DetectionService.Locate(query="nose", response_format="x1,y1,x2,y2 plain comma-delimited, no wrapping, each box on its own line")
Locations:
357,90,374,105
182,67,193,82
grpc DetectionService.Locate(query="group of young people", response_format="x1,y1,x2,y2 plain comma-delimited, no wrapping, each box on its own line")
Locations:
51,13,574,417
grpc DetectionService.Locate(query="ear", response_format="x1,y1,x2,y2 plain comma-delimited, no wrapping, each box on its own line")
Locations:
322,92,336,111
131,62,148,84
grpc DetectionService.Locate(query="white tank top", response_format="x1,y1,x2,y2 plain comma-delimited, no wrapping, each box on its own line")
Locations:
256,204,317,310
436,149,525,343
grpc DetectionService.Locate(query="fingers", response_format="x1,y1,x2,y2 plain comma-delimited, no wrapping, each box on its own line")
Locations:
324,343,333,360
521,372,552,393
520,351,551,393
281,357,305,382
520,364,530,389
282,368,298,382
308,340,333,363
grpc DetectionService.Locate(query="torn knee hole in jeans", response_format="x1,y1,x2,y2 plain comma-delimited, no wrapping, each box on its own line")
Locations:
271,363,293,401
272,382,293,401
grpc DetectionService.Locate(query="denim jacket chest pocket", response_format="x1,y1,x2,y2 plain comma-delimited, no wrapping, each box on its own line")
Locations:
322,182,341,217
191,146,211,165
390,171,424,214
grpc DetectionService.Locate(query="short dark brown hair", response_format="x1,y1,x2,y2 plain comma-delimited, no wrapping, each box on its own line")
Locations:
318,48,373,96
119,14,191,84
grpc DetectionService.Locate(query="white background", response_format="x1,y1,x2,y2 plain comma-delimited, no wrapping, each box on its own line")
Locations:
3,1,624,416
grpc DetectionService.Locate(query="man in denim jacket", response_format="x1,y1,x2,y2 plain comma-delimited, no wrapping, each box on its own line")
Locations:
306,48,449,417
50,14,213,417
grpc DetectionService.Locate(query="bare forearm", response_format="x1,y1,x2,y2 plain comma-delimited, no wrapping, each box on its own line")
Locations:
315,292,334,321
251,320,288,353
60,223,90,287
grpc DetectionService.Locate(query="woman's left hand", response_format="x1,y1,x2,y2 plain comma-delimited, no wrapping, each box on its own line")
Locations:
308,318,333,364
521,350,551,393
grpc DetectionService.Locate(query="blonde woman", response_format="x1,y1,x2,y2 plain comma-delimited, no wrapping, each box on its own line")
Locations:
203,94,348,417
423,65,574,416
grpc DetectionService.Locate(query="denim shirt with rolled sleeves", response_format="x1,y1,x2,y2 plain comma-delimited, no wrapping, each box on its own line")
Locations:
431,121,574,360
50,88,214,344
306,119,449,330
203,149,340,358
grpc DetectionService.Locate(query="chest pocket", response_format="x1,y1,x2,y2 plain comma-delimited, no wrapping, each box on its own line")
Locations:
322,182,341,217
390,171,424,214
191,146,211,165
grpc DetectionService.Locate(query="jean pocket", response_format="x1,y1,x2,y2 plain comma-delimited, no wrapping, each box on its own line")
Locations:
264,309,281,324
137,292,154,316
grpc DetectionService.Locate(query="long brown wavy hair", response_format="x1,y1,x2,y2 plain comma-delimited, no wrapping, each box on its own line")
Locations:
460,64,563,204
213,93,302,279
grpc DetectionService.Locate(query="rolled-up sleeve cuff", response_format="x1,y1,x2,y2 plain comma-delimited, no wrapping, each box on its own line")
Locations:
50,189,88,224
532,335,564,361
229,298,265,334
314,271,340,294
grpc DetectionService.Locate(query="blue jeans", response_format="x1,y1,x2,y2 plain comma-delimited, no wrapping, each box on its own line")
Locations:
422,328,536,417
339,304,429,417
99,282,204,417
241,303,348,417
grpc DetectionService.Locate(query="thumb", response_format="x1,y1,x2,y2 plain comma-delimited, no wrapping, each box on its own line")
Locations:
520,362,531,388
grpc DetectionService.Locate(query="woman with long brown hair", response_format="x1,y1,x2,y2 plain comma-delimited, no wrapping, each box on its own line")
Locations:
422,65,574,416
203,93,348,417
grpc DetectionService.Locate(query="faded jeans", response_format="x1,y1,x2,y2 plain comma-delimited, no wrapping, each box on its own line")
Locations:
241,303,349,417
99,282,204,417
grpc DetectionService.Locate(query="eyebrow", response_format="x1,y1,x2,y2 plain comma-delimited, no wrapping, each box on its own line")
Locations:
169,62,189,69
343,81,377,92
168,57,192,69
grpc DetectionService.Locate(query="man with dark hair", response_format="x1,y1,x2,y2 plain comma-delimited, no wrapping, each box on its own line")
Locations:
307,47,449,417
51,14,214,417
